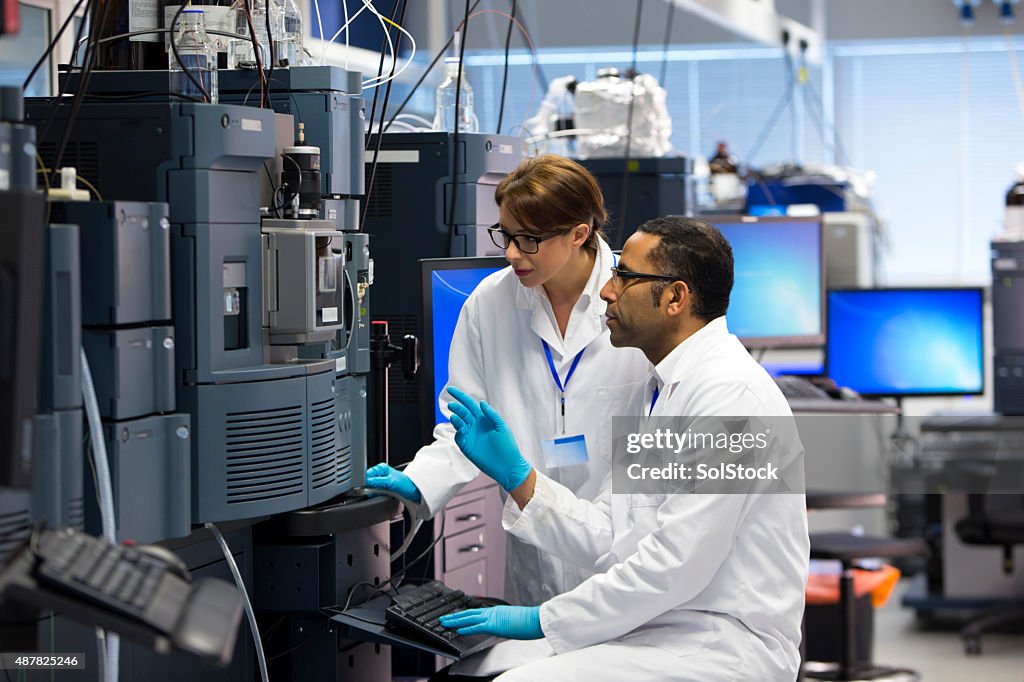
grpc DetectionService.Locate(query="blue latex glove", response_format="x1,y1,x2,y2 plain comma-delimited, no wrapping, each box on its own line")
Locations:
446,386,532,493
364,463,422,503
439,605,543,640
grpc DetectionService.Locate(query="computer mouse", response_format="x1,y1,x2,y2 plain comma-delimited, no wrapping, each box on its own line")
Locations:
135,543,190,580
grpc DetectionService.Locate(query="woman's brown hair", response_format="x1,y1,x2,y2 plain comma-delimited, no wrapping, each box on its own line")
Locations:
494,155,608,250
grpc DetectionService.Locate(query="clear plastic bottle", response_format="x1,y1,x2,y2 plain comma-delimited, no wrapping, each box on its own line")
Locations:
229,0,284,69
169,8,218,103
279,0,304,67
433,57,478,133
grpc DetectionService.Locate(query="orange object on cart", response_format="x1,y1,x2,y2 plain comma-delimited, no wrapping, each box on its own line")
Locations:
806,564,901,608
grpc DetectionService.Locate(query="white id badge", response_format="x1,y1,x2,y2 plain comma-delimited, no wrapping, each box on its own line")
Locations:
541,434,589,469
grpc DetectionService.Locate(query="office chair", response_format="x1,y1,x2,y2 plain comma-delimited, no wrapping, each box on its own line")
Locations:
954,494,1024,655
805,532,928,681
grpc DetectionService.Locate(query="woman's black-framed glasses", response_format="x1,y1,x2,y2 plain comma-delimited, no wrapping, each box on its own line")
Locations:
609,266,686,289
487,223,574,254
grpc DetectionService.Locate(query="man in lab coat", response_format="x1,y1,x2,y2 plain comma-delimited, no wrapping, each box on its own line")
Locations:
439,216,810,681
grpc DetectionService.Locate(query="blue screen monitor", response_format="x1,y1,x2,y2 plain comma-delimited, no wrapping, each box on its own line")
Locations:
710,216,825,348
826,288,985,397
420,257,506,432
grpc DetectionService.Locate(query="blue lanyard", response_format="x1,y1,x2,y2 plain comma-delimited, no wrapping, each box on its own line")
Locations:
649,386,660,417
542,341,585,434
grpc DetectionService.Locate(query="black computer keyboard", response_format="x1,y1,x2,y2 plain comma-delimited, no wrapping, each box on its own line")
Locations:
0,527,244,664
33,528,191,635
384,581,501,658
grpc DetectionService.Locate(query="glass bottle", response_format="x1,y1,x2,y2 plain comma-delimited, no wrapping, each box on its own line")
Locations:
433,57,478,133
279,0,304,67
229,0,285,68
169,8,218,103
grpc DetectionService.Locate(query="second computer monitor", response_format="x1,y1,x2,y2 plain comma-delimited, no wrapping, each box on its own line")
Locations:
826,288,985,397
710,216,825,348
419,257,507,436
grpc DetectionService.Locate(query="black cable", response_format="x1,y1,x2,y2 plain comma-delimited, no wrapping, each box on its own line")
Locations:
241,0,266,107
659,0,675,88
802,75,851,167
361,0,409,231
36,0,93,152
381,0,483,133
168,2,211,103
745,52,797,166
362,0,399,151
242,75,303,121
265,623,328,662
23,0,88,90
445,0,472,257
264,0,274,107
496,0,517,134
52,0,115,176
614,0,645,250
80,90,203,103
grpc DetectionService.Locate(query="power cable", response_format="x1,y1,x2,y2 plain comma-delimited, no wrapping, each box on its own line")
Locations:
52,0,115,176
614,0,645,249
446,0,472,256
658,0,675,89
496,0,518,134
361,0,409,231
381,0,483,133
22,0,88,90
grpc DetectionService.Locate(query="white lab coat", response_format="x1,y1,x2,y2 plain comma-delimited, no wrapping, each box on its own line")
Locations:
456,316,810,681
403,238,651,605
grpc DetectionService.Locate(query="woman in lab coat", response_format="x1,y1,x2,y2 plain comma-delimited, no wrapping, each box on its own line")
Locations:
366,154,651,606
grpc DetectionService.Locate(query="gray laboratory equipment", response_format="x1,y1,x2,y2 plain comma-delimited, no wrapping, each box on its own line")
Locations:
579,156,696,248
263,219,345,346
33,223,84,531
83,413,192,544
49,201,172,327
0,87,46,564
362,132,520,463
993,239,1024,415
25,89,359,522
81,326,176,421
220,66,365,231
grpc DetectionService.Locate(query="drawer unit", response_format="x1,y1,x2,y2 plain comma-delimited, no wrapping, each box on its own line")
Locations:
444,526,488,573
443,496,487,537
445,557,487,597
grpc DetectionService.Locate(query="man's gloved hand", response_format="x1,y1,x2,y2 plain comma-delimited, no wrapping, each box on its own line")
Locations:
364,463,422,503
446,386,532,493
439,605,543,640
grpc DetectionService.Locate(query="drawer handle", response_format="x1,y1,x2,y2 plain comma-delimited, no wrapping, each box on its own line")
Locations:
455,514,482,522
458,544,484,553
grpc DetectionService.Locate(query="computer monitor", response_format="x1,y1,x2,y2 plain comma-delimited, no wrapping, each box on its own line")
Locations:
419,257,506,436
709,215,825,348
826,288,985,398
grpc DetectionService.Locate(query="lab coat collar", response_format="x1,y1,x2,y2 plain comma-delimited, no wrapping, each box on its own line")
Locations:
651,315,730,399
515,239,615,359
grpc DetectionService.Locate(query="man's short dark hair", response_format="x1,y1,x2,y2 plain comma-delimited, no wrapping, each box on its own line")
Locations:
636,216,734,321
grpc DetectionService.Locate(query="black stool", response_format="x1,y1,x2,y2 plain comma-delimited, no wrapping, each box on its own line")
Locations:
804,532,928,681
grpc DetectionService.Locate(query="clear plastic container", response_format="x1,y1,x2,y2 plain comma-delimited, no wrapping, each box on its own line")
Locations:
229,0,284,69
169,9,218,103
433,57,478,133
279,0,304,67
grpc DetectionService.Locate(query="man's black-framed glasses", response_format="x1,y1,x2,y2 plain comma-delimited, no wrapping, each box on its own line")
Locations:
609,267,686,289
487,223,574,254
